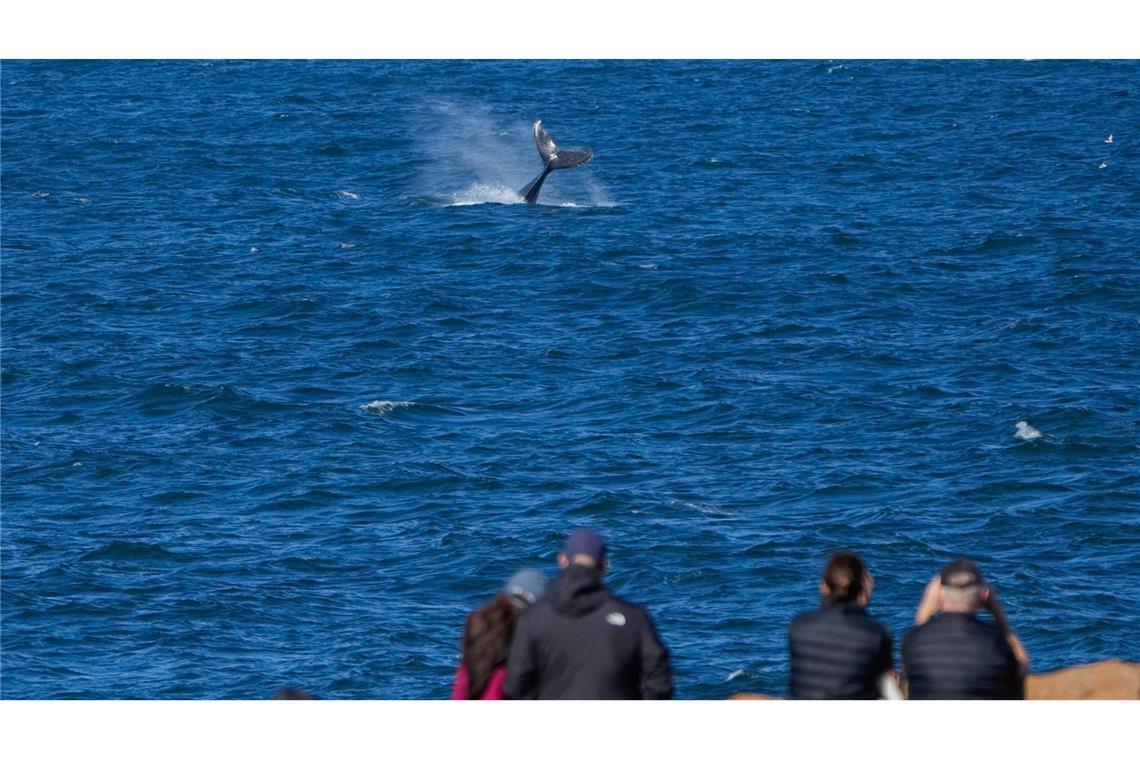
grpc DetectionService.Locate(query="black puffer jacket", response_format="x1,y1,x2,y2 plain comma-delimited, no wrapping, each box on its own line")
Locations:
788,603,893,699
503,564,673,699
903,612,1024,699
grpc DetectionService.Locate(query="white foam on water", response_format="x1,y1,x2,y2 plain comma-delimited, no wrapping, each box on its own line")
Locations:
680,501,731,516
361,400,415,417
725,668,745,682
1015,421,1045,441
443,183,525,206
335,190,360,200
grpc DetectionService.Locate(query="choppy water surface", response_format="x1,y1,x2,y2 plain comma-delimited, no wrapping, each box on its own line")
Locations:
2,60,1139,699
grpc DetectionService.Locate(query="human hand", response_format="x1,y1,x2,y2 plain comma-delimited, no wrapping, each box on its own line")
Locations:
915,575,942,625
858,570,875,606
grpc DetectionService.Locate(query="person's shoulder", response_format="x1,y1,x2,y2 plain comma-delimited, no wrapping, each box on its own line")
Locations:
903,616,937,645
956,614,1002,639
789,606,828,630
516,598,553,626
607,592,654,621
858,609,892,640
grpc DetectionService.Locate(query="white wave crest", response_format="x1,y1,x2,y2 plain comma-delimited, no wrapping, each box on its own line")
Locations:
444,184,525,206
335,190,360,200
361,400,415,416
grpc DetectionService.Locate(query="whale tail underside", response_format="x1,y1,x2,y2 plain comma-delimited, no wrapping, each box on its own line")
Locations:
518,120,594,203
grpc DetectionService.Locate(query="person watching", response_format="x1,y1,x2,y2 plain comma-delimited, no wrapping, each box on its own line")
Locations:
902,558,1028,699
451,568,549,700
787,551,896,699
503,528,673,699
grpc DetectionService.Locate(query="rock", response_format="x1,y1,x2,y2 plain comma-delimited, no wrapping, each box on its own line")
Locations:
1025,660,1140,700
727,660,1140,700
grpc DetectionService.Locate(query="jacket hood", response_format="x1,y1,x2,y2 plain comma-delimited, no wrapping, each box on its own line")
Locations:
549,564,609,617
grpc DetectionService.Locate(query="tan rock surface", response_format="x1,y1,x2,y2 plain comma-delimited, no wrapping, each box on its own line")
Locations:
1025,660,1140,700
727,660,1140,700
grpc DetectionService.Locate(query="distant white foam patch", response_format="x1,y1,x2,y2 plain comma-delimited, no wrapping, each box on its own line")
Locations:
361,400,415,417
1015,421,1045,441
680,501,731,516
443,184,525,206
725,669,745,682
335,190,360,200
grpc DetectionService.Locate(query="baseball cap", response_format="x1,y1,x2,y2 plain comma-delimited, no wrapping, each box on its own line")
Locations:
502,568,550,606
940,558,985,588
562,528,606,565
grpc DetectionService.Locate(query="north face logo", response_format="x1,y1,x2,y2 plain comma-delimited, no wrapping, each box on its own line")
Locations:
605,612,626,626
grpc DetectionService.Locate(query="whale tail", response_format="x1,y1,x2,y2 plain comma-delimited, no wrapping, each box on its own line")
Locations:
519,120,594,203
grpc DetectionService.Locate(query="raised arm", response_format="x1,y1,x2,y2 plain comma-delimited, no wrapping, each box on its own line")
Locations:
982,587,1030,677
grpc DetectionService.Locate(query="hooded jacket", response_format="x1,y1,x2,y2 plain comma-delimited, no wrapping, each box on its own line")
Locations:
503,564,673,699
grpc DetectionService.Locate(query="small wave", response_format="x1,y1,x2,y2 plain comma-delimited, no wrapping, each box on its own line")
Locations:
725,668,745,682
361,400,415,417
81,541,181,562
334,190,360,200
442,184,525,206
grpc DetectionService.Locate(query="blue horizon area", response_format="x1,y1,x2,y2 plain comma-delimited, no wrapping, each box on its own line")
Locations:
2,60,1138,699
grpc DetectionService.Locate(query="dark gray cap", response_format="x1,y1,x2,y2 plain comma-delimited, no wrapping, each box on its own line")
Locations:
940,558,984,588
502,568,549,606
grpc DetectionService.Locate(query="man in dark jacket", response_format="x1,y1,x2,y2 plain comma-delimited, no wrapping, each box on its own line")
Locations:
902,558,1029,699
788,551,895,699
503,528,673,699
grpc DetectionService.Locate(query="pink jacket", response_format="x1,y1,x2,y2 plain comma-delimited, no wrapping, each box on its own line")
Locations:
451,662,506,700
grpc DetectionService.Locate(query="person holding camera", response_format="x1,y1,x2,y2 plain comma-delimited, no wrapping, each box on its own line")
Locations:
902,558,1029,699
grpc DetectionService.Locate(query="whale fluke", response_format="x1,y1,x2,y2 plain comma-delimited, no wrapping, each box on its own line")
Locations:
519,120,594,203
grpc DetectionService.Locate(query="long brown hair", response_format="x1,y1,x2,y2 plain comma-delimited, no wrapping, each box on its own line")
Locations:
822,552,866,604
461,593,522,699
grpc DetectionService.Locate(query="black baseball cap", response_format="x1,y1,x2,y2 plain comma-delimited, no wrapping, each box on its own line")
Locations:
940,558,984,588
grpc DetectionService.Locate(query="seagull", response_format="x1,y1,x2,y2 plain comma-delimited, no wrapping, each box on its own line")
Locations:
1105,134,1114,144
1015,421,1051,441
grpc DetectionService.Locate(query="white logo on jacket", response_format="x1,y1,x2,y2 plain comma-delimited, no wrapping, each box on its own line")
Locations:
605,612,626,626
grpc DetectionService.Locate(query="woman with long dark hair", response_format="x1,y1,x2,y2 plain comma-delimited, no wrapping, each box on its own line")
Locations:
451,568,549,700
787,551,896,699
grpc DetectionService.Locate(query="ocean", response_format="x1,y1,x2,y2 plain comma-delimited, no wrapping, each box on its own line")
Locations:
2,60,1138,699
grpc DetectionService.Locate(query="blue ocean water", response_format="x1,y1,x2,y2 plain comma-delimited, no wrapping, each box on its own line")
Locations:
2,60,1138,699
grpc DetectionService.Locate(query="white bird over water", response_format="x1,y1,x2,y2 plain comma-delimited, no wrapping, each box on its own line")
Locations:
1015,421,1047,441
1105,134,1114,143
